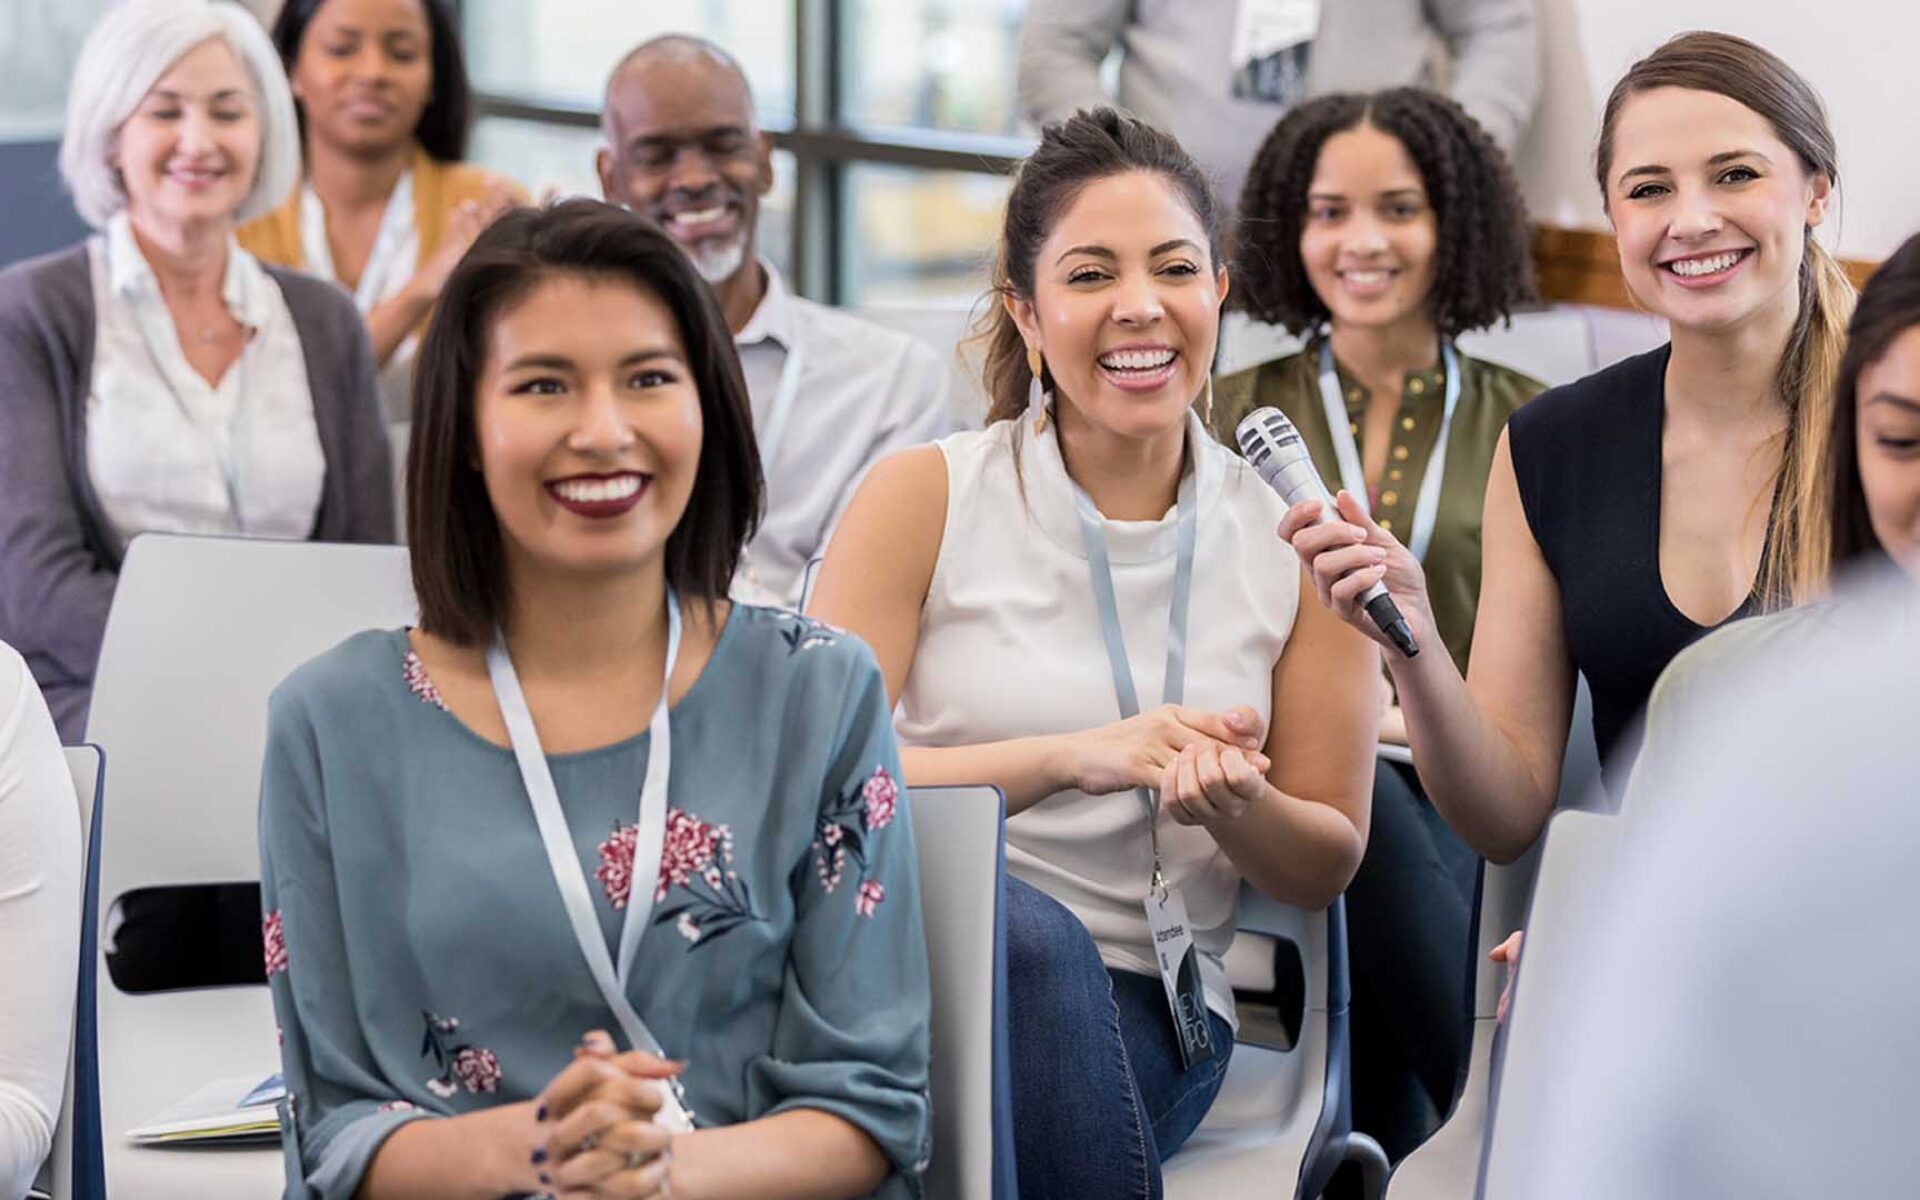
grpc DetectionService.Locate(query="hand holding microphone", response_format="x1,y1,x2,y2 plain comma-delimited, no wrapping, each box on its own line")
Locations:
1237,408,1433,659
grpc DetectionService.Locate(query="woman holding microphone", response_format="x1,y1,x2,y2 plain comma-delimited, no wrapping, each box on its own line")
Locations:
1283,32,1854,861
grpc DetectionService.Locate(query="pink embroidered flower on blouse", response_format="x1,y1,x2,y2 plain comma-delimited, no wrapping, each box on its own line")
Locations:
452,1047,503,1094
656,809,725,903
856,879,886,919
262,910,288,978
862,766,899,831
401,648,449,712
378,1100,417,1113
596,824,638,910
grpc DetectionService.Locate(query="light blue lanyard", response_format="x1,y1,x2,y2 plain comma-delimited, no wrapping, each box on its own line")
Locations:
1069,458,1199,894
1316,339,1463,562
485,593,693,1126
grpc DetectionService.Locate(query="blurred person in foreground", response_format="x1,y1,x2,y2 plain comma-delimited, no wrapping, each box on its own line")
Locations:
597,35,958,609
1017,0,1538,222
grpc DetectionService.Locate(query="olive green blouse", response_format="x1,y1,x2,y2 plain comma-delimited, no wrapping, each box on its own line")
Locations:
1213,341,1545,672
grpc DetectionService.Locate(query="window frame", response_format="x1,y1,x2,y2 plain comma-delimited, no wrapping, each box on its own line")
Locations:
456,0,1030,305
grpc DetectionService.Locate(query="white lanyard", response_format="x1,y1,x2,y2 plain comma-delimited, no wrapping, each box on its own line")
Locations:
485,593,693,1126
124,279,252,533
753,338,807,471
299,170,415,314
1316,340,1463,563
1068,445,1199,894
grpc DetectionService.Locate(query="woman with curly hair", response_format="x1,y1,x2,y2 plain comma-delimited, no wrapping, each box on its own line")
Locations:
1209,87,1541,1162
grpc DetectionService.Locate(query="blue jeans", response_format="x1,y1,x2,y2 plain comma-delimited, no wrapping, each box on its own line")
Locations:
1006,876,1236,1200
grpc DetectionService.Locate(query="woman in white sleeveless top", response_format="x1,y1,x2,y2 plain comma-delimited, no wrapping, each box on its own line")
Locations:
811,109,1377,1199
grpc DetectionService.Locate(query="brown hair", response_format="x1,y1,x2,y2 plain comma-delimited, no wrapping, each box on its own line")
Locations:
1829,233,1920,568
1595,31,1855,607
1235,88,1535,336
978,107,1223,424
407,199,762,645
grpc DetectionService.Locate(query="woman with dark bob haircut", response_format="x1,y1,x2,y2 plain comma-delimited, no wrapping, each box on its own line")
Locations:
1210,87,1541,1164
257,200,932,1200
241,0,526,420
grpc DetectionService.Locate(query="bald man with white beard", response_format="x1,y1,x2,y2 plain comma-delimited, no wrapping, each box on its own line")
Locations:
597,37,959,609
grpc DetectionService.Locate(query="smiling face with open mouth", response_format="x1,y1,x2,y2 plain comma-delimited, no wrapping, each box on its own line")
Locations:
1008,169,1226,443
474,272,704,583
1606,86,1832,336
598,49,774,288
116,38,262,231
1299,122,1439,338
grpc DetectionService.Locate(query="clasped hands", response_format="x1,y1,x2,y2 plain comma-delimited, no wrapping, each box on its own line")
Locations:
530,1030,680,1199
1071,703,1273,826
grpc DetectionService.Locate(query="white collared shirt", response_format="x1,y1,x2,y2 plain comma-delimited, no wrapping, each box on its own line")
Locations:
298,171,421,421
732,262,960,608
86,214,325,550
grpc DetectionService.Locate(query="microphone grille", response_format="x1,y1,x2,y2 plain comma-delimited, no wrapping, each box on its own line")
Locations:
1234,406,1303,470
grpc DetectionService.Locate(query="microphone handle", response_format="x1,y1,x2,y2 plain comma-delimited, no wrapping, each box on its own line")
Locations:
1308,507,1421,659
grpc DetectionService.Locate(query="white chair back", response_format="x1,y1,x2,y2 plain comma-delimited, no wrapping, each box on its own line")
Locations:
1477,810,1624,1199
908,786,1015,1200
84,535,415,1197
1386,676,1603,1198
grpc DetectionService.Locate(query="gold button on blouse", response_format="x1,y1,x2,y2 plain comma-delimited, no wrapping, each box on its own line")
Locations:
1378,518,1395,532
1381,491,1399,506
1389,468,1404,482
1349,422,1360,436
1408,377,1426,395
1401,416,1416,431
1393,446,1411,461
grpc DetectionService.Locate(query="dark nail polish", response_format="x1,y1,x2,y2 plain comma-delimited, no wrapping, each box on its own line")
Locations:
535,1104,548,1121
539,1172,551,1186
531,1147,547,1164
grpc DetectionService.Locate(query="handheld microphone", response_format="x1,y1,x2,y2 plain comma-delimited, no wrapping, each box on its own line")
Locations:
1235,406,1421,659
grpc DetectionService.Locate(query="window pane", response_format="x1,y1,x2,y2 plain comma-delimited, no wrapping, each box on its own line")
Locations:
844,164,1009,306
461,0,794,122
469,116,795,280
839,0,1029,136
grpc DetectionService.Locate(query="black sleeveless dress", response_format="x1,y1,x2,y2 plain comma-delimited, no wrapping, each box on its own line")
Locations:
1507,344,1762,795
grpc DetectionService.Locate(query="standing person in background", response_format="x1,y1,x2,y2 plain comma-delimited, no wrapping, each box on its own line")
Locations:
0,0,392,746
1017,0,1538,224
0,641,81,1200
1279,32,1855,864
597,35,958,610
240,0,526,421
811,108,1377,1198
1211,86,1539,1164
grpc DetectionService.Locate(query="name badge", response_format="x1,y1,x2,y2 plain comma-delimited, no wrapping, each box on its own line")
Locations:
1145,887,1217,1072
1231,0,1320,106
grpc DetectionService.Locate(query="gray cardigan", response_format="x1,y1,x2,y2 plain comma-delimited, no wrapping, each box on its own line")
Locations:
0,243,394,740
1017,0,1540,217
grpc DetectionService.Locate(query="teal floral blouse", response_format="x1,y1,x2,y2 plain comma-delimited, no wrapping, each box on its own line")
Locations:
258,605,932,1198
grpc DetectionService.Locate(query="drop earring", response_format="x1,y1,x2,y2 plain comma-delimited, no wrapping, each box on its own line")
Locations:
1027,346,1049,434
1201,375,1215,429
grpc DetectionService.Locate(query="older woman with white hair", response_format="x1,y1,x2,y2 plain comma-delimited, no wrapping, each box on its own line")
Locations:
0,0,393,746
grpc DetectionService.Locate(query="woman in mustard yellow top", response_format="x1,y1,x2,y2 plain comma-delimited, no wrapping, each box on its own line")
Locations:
1210,88,1541,1165
240,0,525,419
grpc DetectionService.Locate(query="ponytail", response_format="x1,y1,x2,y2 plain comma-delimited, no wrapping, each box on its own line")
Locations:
1758,234,1856,608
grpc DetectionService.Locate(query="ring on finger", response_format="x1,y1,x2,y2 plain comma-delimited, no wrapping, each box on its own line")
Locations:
578,1132,599,1152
